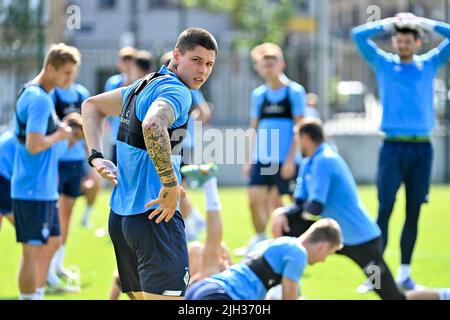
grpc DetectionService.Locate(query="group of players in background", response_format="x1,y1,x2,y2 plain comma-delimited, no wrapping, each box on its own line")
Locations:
1,12,450,301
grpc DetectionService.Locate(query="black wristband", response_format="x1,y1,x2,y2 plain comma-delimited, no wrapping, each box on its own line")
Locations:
88,149,105,167
304,200,324,216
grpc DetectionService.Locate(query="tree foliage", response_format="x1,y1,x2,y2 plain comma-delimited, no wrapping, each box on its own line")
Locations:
0,0,40,48
182,0,295,48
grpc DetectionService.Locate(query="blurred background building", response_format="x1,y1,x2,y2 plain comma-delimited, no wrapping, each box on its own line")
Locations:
1,0,449,184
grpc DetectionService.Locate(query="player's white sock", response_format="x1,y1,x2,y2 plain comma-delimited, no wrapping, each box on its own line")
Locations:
396,264,411,283
47,268,61,286
34,287,45,300
19,293,36,300
203,177,221,212
54,245,66,272
81,206,93,226
438,288,450,300
47,246,63,286
256,232,267,241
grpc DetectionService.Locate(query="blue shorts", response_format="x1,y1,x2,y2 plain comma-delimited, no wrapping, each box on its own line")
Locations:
185,279,232,300
377,141,433,205
108,209,189,296
0,175,12,215
58,160,86,198
13,200,60,245
248,162,298,195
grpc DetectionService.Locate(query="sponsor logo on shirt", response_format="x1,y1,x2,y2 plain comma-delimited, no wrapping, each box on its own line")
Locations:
263,103,285,115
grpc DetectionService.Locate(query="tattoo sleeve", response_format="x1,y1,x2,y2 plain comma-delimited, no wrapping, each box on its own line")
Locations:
142,100,178,188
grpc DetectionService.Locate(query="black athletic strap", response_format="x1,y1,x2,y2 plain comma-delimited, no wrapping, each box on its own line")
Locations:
243,255,282,290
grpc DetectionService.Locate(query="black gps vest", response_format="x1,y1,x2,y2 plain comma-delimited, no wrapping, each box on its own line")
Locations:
54,88,83,120
243,251,282,290
15,84,60,144
259,85,293,120
116,72,188,154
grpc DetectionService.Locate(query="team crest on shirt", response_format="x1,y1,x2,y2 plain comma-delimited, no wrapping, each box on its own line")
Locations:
393,65,402,72
183,268,190,286
41,223,50,239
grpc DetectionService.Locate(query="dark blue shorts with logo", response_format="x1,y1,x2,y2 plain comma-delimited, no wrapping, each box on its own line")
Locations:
13,199,60,245
109,209,190,296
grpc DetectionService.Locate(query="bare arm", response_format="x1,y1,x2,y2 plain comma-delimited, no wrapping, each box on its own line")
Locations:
285,116,303,163
26,127,70,155
142,99,177,187
243,119,259,177
144,100,185,224
281,116,303,179
81,88,123,153
282,277,300,300
247,119,259,163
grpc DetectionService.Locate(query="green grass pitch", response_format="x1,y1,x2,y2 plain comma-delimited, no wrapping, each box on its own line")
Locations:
0,185,449,300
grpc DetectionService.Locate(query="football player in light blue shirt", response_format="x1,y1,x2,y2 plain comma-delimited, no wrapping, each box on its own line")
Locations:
12,43,79,300
243,42,305,252
82,28,218,300
185,218,343,300
272,119,450,300
352,13,450,289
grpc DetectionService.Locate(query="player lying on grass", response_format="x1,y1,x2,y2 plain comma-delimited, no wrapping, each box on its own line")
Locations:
185,218,343,300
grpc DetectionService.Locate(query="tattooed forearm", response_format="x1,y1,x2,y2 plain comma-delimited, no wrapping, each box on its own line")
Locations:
142,101,177,187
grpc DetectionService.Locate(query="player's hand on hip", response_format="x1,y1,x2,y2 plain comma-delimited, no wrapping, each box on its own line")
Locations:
281,161,297,180
92,158,118,186
272,208,290,238
146,184,184,223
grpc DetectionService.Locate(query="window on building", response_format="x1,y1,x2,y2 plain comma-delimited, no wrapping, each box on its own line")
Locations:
148,0,177,9
98,0,116,9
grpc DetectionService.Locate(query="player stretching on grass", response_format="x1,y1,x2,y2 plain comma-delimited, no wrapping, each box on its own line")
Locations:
272,119,450,300
185,218,343,300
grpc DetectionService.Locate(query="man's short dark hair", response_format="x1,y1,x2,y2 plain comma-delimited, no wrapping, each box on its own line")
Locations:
394,26,420,40
175,28,218,55
298,119,325,144
135,50,154,73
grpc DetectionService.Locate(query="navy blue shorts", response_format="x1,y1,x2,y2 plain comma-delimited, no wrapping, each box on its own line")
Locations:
377,141,433,205
0,175,12,215
13,200,60,245
185,279,233,300
58,160,86,198
108,209,189,296
248,162,297,195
